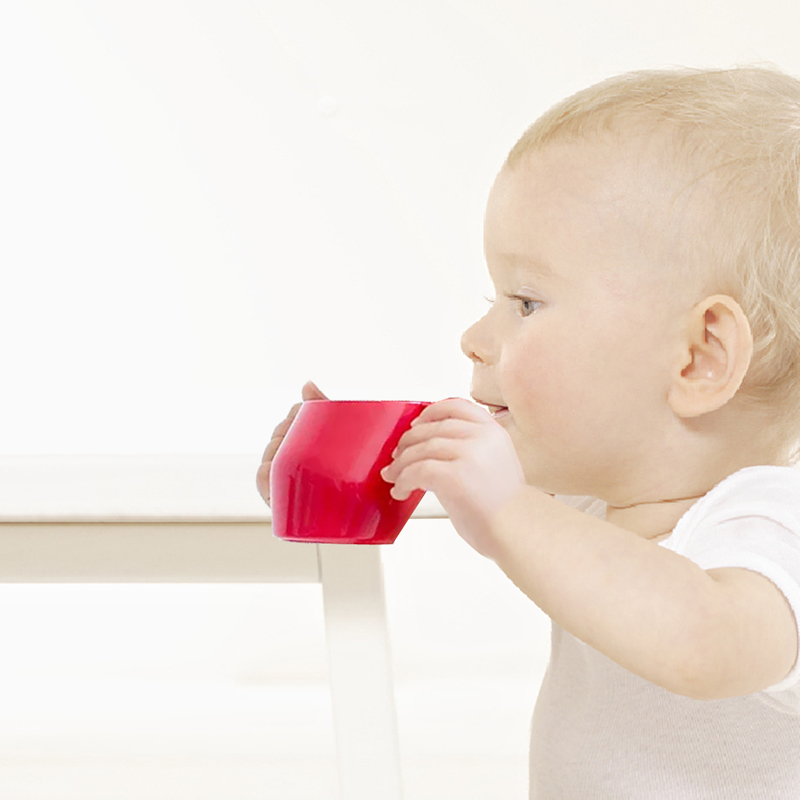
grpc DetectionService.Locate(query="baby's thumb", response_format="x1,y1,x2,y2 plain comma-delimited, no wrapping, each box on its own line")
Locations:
301,381,328,401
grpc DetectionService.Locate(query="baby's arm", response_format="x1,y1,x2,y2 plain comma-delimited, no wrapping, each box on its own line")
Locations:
492,489,797,699
382,398,798,700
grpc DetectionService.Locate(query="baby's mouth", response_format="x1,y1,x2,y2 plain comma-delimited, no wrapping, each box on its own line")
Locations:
475,399,510,418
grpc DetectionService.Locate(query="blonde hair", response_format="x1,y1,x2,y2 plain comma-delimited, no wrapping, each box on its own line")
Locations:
508,66,800,461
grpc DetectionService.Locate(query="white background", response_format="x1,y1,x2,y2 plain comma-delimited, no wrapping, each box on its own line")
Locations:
2,2,800,797
5,1,800,454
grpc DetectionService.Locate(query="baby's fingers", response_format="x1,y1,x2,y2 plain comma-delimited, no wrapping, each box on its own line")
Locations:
269,382,327,451
301,380,328,401
256,406,303,504
256,382,328,505
381,437,460,500
394,416,475,456
414,397,492,426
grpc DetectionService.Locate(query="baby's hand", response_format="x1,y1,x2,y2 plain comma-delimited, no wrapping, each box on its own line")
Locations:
380,398,526,558
256,381,328,506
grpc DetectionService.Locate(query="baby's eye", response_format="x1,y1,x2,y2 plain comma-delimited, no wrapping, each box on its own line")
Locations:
505,293,542,317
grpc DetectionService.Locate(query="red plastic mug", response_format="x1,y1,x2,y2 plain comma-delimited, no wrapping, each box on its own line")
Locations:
270,399,431,544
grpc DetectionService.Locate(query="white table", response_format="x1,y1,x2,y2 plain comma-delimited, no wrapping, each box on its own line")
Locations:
0,455,447,800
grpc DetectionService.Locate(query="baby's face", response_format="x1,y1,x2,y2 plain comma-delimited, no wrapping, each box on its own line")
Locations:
463,139,699,499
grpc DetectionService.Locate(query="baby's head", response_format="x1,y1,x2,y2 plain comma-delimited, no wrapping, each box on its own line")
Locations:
489,66,800,470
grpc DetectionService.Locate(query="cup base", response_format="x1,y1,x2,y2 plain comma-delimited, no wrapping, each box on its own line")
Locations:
272,487,425,545
272,533,398,545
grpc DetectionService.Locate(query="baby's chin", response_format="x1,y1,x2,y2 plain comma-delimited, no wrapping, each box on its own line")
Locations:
517,454,598,499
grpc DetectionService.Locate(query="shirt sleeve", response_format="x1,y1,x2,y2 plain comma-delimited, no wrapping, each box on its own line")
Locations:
669,514,800,698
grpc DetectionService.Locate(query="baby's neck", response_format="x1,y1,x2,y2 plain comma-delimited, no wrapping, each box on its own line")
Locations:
605,492,710,541
604,420,789,540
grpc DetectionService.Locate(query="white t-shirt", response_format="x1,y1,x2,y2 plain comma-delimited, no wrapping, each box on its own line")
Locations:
530,466,800,799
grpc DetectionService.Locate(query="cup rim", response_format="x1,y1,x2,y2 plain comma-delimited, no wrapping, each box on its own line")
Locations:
301,399,431,406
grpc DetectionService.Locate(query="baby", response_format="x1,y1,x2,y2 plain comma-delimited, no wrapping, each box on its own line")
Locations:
258,66,800,797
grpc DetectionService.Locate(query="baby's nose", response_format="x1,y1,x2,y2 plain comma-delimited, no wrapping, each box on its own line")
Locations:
460,326,482,363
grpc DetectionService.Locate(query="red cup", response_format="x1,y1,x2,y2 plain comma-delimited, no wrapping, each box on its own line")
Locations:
270,399,431,544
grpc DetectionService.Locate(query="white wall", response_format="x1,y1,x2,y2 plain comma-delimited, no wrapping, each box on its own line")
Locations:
5,0,800,455
2,5,800,794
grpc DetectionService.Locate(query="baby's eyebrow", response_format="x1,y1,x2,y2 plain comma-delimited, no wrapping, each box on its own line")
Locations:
486,251,558,288
505,255,554,280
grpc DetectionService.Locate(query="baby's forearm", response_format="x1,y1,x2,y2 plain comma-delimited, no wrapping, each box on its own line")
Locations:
490,487,794,699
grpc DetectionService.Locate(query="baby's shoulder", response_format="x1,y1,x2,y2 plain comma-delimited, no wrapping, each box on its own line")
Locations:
667,465,800,554
695,466,800,525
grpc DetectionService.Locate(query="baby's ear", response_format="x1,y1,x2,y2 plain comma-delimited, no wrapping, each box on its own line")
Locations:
667,295,753,419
